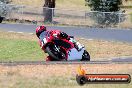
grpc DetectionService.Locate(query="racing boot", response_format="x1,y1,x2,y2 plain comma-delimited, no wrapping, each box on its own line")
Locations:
69,38,84,51
75,42,84,51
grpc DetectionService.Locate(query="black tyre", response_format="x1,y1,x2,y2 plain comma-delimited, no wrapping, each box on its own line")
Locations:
76,75,87,85
45,44,66,61
0,16,4,23
81,50,90,61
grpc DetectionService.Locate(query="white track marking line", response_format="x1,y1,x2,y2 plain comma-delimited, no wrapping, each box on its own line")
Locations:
8,31,15,33
8,31,34,35
87,39,93,41
80,38,93,41
8,31,35,35
28,33,34,35
17,32,23,34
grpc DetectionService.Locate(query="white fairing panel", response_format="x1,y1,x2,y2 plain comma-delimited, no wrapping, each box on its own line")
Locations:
67,48,84,61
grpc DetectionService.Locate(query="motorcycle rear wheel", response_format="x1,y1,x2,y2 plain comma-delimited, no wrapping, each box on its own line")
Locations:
45,44,66,61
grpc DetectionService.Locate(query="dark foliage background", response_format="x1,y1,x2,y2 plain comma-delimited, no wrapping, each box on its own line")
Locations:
85,0,125,26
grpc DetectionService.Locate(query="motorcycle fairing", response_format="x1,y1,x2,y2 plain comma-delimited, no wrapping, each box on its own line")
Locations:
67,48,85,61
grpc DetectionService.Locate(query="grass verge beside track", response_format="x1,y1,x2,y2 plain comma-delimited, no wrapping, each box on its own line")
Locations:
11,0,88,10
0,64,132,88
0,31,45,61
0,30,132,61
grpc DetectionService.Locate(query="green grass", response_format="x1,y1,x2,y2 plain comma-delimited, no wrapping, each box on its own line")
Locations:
0,38,45,61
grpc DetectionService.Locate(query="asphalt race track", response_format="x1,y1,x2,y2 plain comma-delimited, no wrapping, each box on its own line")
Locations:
0,23,132,63
0,23,132,43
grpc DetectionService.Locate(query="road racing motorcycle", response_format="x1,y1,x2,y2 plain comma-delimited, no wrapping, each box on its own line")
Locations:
40,31,90,61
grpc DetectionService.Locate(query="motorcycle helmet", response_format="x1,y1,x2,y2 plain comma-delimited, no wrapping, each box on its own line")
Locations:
36,25,46,38
59,32,68,39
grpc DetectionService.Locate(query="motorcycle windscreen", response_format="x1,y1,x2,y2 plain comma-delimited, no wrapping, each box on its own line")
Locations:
39,31,48,41
68,48,84,61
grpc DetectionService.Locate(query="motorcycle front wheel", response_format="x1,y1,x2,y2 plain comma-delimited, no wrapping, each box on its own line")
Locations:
45,44,66,61
81,50,90,61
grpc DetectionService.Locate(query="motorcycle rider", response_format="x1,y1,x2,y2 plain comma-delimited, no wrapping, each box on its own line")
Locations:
36,25,84,61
